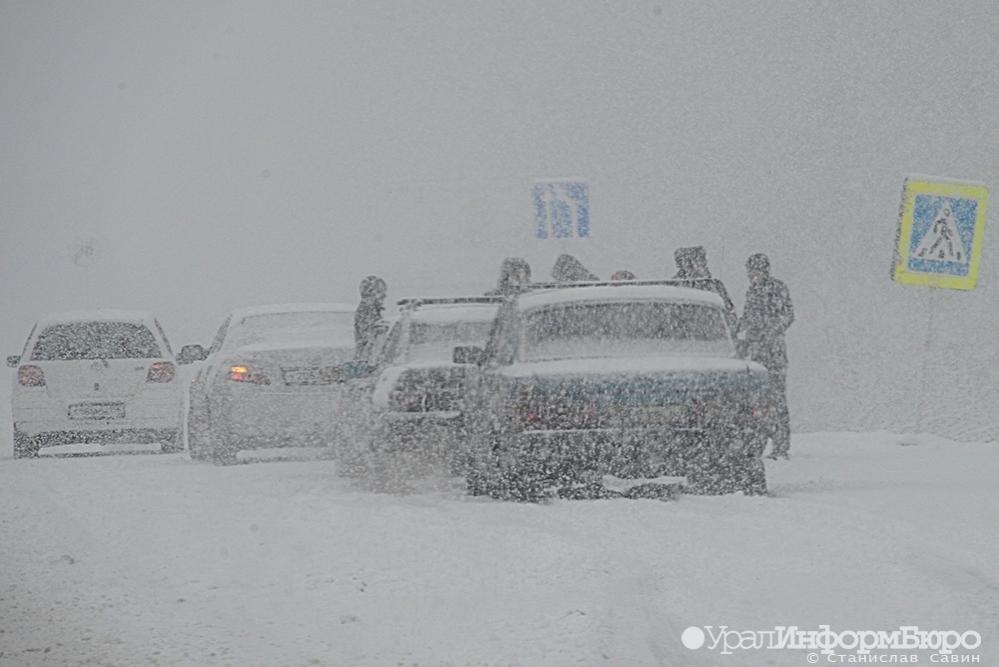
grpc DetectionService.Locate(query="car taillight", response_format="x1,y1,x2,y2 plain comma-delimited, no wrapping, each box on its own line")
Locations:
17,365,45,387
228,364,270,385
522,408,542,426
146,361,176,383
515,385,544,428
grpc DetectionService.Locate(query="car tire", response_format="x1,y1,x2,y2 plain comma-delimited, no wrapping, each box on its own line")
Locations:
739,457,768,496
160,428,184,454
187,407,209,461
13,429,39,459
687,452,768,496
498,462,546,502
465,462,490,496
464,428,500,496
207,420,238,466
334,439,374,478
476,447,546,502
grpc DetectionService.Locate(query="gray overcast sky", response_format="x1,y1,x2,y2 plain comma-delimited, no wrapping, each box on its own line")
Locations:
3,1,998,436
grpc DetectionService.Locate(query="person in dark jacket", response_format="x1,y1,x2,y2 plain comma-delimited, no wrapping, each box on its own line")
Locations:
670,245,736,322
354,275,387,360
672,247,696,279
673,245,716,281
486,257,532,296
738,253,794,459
551,254,599,282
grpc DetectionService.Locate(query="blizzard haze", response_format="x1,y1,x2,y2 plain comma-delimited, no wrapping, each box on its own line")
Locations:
3,1,999,440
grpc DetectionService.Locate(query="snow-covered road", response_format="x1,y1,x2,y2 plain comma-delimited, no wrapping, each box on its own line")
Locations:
1,433,996,666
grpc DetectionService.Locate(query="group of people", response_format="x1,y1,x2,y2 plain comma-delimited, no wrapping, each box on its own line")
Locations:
352,248,794,458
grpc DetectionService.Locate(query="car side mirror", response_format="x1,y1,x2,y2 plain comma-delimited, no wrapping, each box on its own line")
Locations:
453,345,485,365
177,344,208,365
340,360,375,381
6,355,20,368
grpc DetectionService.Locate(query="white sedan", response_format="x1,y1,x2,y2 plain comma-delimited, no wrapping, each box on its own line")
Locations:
7,310,185,458
184,303,359,464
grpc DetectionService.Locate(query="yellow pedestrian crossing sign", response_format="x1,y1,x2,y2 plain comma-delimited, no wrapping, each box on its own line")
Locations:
892,176,989,290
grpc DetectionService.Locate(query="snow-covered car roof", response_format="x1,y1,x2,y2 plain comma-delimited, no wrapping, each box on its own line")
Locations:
35,309,159,327
409,301,500,324
230,302,356,321
516,284,725,311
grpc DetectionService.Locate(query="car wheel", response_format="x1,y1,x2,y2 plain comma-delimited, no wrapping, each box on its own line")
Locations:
738,457,768,496
13,429,39,459
464,428,501,496
187,409,209,461
686,451,767,496
160,428,184,454
465,460,491,496
335,437,375,478
499,461,547,502
479,447,546,502
208,419,238,466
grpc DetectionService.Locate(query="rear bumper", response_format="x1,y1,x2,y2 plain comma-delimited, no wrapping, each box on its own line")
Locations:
211,389,345,448
13,398,181,438
504,423,766,476
376,410,465,443
18,426,178,447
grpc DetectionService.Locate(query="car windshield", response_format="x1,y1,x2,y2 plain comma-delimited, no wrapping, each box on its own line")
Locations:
404,319,494,362
30,322,162,360
226,311,354,349
520,301,733,361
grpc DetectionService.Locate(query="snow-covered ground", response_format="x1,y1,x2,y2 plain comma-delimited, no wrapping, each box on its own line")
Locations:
1,433,996,666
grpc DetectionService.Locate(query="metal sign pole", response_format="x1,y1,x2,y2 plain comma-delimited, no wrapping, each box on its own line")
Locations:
907,286,936,446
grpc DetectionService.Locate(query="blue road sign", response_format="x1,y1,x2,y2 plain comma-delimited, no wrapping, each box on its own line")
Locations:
533,181,589,240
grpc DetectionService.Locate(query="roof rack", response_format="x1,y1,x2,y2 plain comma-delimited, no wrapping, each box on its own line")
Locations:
525,279,721,290
396,295,504,309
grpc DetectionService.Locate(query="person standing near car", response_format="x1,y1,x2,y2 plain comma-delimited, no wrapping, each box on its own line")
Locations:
354,275,387,360
486,257,533,296
671,245,737,325
551,253,599,282
738,253,794,459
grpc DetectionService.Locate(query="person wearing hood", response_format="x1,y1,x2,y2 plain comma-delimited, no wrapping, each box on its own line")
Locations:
672,247,696,279
486,257,532,296
670,245,736,319
673,246,715,280
551,253,599,282
354,275,387,360
738,253,794,459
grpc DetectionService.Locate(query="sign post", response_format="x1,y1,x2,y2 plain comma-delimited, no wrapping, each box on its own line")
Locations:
892,175,989,444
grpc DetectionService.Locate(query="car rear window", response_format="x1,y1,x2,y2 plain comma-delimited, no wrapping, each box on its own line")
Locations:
30,322,162,360
521,301,732,360
227,311,354,348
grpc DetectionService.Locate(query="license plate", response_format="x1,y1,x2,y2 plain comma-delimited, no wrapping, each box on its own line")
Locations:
281,367,335,386
69,402,125,420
